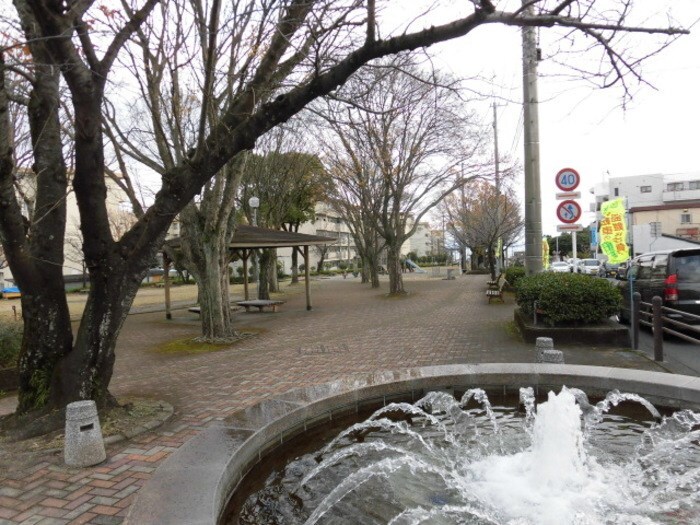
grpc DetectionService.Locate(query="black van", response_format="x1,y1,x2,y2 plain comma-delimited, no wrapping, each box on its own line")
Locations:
618,248,700,324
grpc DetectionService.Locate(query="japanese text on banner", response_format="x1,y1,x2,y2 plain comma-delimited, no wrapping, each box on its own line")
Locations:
599,198,629,264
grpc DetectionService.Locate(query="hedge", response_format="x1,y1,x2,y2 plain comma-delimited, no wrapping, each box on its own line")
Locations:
0,319,22,369
516,272,621,326
504,267,526,288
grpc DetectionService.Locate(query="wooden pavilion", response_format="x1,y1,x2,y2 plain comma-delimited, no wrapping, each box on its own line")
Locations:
161,225,336,318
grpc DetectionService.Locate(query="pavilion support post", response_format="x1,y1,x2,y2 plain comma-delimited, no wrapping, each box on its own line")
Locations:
304,245,311,311
242,250,250,301
163,254,172,320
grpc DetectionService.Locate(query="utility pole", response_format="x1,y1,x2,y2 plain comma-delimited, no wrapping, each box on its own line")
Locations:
493,101,503,270
522,1,543,275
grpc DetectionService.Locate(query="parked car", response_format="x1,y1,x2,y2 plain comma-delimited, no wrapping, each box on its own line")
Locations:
598,262,622,278
576,258,602,275
549,261,572,273
617,248,700,324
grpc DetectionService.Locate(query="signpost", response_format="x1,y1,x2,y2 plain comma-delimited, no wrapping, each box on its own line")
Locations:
555,168,582,264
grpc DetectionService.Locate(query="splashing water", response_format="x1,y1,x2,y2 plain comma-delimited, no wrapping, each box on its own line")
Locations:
235,388,700,525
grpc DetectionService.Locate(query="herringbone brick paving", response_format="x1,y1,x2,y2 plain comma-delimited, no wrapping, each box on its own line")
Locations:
0,273,662,524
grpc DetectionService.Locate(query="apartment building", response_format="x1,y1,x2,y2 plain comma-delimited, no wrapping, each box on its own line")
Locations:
276,204,441,272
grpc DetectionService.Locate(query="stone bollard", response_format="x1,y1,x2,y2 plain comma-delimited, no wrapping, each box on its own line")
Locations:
64,400,106,467
540,349,565,364
535,337,553,363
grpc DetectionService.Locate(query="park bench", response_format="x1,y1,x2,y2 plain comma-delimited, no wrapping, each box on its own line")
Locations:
188,305,241,315
486,274,502,289
235,299,285,313
486,280,506,303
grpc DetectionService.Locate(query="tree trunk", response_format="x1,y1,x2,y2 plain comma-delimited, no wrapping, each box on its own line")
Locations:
179,203,237,340
487,247,497,280
17,288,73,413
269,250,279,292
387,243,405,294
54,257,147,407
196,244,234,339
258,249,273,300
316,251,326,274
291,247,300,284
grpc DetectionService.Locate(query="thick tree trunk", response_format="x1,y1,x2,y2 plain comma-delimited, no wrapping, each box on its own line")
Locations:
179,203,237,341
258,249,273,300
17,289,73,413
196,244,234,339
5,37,74,413
269,251,279,292
387,243,405,294
54,258,146,407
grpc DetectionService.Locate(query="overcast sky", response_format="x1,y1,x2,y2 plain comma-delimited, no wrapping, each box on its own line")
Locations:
425,1,700,237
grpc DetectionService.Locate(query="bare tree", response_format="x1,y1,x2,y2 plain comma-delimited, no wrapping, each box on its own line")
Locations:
318,56,491,293
446,181,523,279
0,0,688,418
323,136,385,287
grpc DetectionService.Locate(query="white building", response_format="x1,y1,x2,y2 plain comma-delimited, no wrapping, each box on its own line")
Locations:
276,204,440,273
592,172,700,255
400,221,433,259
276,202,357,272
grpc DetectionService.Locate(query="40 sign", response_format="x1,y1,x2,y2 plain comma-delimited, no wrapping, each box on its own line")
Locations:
557,200,582,224
555,168,580,192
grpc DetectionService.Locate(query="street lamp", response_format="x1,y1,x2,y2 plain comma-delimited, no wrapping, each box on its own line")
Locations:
248,196,259,227
248,196,260,298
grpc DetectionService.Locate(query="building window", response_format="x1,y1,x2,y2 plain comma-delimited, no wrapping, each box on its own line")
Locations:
690,181,700,190
613,188,619,196
667,182,684,191
640,185,651,193
681,213,692,224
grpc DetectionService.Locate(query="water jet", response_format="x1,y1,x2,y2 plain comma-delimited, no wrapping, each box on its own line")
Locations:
127,364,700,524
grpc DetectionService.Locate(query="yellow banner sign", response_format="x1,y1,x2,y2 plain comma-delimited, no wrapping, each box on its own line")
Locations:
599,198,629,264
542,238,550,269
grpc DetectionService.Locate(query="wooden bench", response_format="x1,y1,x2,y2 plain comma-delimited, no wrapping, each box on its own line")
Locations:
486,274,502,289
486,281,505,303
235,299,285,313
188,306,242,315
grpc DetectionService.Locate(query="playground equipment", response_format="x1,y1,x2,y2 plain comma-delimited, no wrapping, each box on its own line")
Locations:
405,259,426,273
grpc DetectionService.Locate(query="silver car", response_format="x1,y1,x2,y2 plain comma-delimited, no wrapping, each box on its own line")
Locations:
549,261,572,273
577,258,602,275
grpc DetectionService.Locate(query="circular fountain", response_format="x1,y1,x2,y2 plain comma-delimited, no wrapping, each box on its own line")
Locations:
126,364,700,524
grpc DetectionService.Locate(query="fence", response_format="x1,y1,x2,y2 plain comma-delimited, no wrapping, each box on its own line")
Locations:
631,291,700,361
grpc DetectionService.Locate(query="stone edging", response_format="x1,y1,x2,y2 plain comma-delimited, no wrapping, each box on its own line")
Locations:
514,307,630,346
126,364,700,525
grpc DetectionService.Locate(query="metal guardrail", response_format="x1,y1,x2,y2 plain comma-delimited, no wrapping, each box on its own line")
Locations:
631,292,700,362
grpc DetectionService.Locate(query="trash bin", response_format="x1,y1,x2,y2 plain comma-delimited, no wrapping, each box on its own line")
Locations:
64,400,106,467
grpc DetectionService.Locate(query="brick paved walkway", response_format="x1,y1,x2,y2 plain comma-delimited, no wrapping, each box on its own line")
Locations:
0,273,664,524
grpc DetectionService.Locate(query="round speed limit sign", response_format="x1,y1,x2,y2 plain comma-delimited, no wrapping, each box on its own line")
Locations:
555,168,580,191
556,200,582,224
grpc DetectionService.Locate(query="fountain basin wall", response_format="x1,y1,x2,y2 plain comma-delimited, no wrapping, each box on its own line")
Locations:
126,364,700,525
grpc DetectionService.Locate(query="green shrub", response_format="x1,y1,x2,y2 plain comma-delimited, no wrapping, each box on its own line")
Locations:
516,272,621,326
504,266,526,288
0,320,22,369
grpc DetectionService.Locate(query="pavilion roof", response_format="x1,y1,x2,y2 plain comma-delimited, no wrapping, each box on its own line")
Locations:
165,224,336,250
